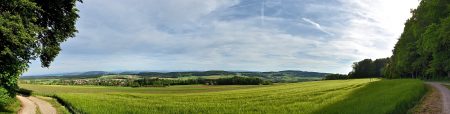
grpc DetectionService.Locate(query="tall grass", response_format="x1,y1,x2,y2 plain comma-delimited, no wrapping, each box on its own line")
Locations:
316,79,426,114
22,79,426,114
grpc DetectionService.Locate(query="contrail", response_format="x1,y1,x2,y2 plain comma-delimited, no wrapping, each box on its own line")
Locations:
261,0,265,26
302,18,334,36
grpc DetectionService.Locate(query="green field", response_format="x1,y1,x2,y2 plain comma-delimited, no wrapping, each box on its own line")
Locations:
20,84,265,95
21,79,425,114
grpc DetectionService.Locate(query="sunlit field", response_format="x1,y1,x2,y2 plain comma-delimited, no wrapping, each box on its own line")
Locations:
20,84,264,95
21,79,425,114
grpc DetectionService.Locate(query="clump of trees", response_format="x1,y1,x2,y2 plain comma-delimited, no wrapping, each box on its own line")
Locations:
385,0,450,79
215,76,272,85
348,58,389,78
325,74,348,80
131,76,271,87
132,78,206,87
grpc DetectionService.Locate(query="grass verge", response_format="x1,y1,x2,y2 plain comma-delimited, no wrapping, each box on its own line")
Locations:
315,79,426,114
409,84,441,114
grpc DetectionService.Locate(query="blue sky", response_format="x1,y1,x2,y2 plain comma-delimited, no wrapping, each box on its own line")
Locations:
24,0,419,75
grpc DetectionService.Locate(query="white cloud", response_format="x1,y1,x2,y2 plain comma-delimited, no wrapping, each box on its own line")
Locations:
24,0,420,75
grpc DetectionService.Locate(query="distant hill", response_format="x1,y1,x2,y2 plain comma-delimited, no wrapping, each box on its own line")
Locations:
21,70,330,79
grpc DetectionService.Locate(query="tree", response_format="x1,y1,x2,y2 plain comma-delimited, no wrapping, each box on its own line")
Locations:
0,0,81,95
423,17,450,78
348,59,373,78
372,58,389,77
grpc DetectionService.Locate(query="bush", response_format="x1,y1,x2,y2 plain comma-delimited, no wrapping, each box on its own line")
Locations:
325,74,348,80
17,88,32,96
0,87,13,107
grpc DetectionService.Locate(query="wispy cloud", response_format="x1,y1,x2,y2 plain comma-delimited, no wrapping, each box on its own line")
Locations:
301,17,334,36
24,0,420,75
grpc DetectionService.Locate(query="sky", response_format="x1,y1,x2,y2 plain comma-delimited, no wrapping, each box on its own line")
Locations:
24,0,420,76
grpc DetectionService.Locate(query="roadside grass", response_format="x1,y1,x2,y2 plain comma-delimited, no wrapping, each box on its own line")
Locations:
0,99,20,114
409,84,441,114
444,84,450,89
22,79,426,114
315,79,426,114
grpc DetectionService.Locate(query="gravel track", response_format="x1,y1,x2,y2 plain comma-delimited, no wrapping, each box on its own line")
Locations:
427,82,450,114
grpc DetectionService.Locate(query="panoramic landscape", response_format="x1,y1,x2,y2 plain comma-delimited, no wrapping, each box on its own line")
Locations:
1,0,450,114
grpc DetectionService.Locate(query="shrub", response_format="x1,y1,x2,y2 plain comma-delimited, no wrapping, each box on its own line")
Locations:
0,87,13,107
17,88,33,96
325,74,348,80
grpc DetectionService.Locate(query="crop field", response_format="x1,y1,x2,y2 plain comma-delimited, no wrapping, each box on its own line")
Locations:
20,84,264,95
21,79,425,114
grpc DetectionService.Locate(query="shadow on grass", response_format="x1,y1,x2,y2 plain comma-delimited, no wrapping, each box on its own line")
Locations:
313,79,426,114
0,99,20,113
0,106,13,113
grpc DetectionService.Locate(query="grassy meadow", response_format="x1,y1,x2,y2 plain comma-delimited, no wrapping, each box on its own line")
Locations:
21,79,426,114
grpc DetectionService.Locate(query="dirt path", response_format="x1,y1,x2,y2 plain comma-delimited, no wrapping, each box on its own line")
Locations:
17,95,57,114
16,95,36,114
427,82,450,114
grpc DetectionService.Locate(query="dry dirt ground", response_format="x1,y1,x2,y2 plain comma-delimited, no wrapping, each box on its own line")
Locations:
416,82,450,114
17,95,56,114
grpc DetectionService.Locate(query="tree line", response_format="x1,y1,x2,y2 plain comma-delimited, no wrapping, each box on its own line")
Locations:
384,0,450,79
327,0,450,80
325,58,389,80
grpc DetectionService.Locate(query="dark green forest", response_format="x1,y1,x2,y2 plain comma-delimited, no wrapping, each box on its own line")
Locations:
385,0,450,79
346,0,450,79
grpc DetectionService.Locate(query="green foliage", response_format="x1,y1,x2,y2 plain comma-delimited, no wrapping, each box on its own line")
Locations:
22,79,425,114
0,0,81,94
386,0,450,78
0,88,13,108
348,58,389,78
324,74,348,80
0,97,20,113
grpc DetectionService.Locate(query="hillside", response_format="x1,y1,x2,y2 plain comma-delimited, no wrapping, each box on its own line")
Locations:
20,70,329,83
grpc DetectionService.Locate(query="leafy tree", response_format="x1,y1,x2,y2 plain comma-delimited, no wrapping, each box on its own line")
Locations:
0,0,81,95
422,17,450,78
348,58,389,78
348,59,373,78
